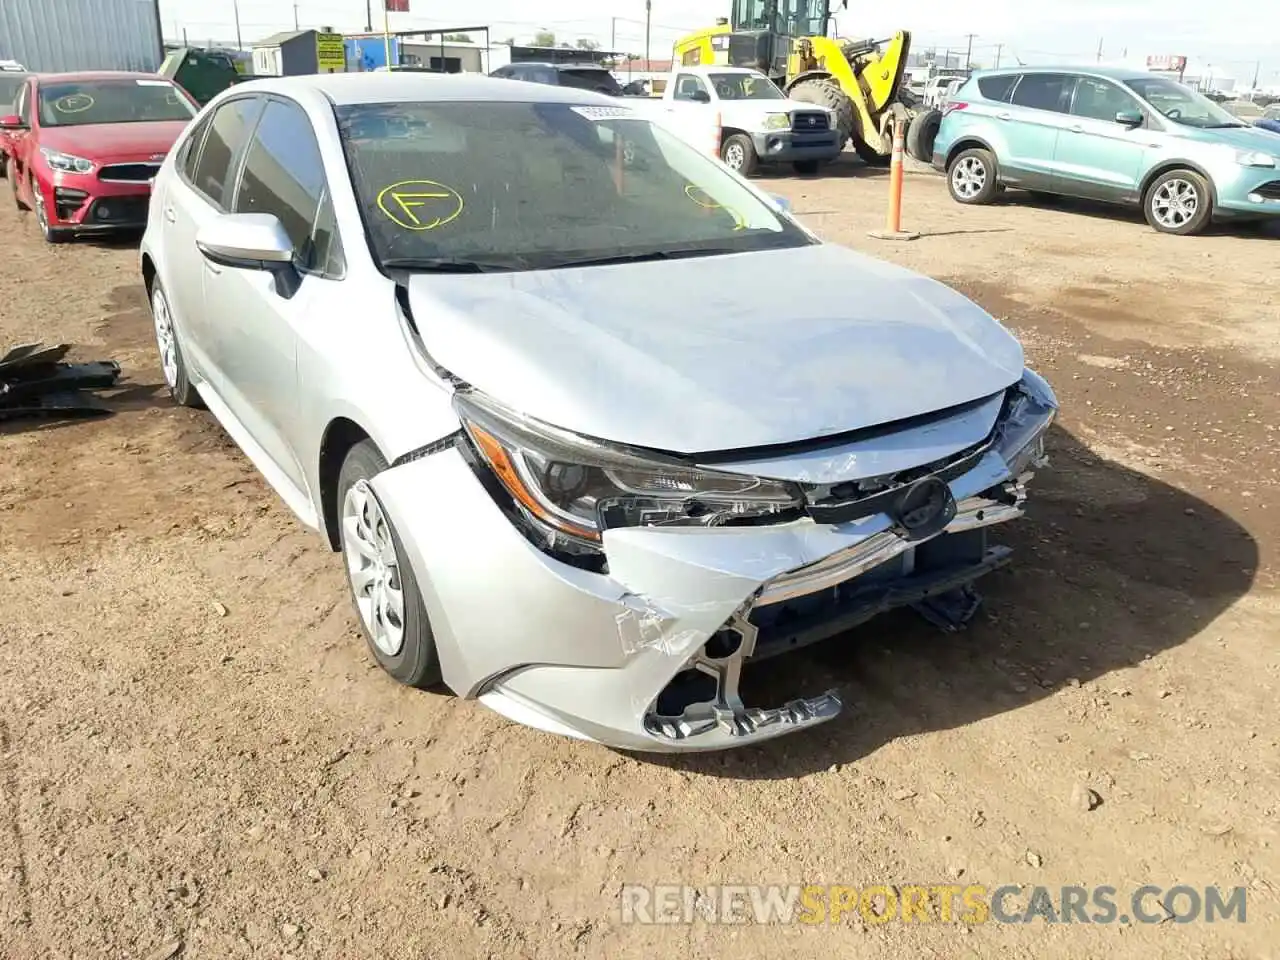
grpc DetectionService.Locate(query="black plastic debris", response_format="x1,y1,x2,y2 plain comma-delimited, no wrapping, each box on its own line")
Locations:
0,342,121,422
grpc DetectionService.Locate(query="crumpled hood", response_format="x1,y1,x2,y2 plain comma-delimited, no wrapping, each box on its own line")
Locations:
409,243,1024,454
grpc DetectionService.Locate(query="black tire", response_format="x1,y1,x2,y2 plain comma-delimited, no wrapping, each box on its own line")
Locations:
787,78,854,149
10,157,27,210
149,278,204,408
1143,168,1212,236
905,108,942,163
851,136,891,167
792,159,821,175
720,133,759,177
946,147,999,205
337,440,442,690
30,174,67,243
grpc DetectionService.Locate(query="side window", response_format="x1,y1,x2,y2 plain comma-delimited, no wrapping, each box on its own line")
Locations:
232,98,335,273
1071,77,1139,122
977,74,1017,103
191,97,264,208
1010,73,1072,113
673,73,709,102
530,68,558,85
179,114,212,182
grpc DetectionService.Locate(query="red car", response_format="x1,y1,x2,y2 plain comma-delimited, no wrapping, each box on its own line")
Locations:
0,71,198,243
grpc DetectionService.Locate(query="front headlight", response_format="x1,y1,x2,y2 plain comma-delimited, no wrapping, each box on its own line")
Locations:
1234,150,1275,168
455,391,803,548
39,147,94,174
763,113,791,131
994,369,1058,478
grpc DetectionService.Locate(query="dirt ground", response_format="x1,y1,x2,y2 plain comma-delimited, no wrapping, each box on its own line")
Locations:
1,158,1277,960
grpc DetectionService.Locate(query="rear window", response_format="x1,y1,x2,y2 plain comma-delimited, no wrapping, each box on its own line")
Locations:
977,74,1017,103
560,69,621,94
1010,73,1072,113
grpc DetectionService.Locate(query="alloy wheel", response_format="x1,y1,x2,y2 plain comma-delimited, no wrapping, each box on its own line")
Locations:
151,286,178,389
951,156,987,199
723,142,745,170
341,479,406,658
1151,178,1199,230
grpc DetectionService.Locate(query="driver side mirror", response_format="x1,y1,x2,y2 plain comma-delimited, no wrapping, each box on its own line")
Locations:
0,114,26,130
196,213,301,298
690,89,711,104
1115,109,1143,128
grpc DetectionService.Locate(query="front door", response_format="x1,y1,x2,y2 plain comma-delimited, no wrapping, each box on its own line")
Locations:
163,95,265,383
201,95,343,500
1053,75,1152,202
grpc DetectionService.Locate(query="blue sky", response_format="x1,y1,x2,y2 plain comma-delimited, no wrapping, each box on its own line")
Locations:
161,0,1280,85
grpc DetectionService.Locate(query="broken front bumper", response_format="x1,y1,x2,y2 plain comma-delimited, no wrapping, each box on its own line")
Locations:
371,436,1034,753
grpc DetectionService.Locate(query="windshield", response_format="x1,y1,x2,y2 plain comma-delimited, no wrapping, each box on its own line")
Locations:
1124,77,1244,128
37,79,196,127
709,72,784,100
1224,100,1262,119
0,74,25,107
337,101,811,272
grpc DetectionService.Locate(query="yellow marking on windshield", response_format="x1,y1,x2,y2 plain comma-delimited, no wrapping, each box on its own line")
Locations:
375,179,464,231
53,93,95,114
684,183,747,231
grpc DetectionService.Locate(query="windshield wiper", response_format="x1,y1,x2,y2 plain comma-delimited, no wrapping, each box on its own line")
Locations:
545,248,744,269
381,256,525,273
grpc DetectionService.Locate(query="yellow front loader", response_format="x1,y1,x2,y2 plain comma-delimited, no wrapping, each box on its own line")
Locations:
673,1,918,165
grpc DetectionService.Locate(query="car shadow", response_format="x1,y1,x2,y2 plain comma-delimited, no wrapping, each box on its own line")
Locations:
635,424,1256,779
997,191,1280,238
754,153,891,181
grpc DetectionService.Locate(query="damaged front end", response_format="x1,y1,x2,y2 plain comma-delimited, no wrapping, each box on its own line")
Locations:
372,369,1056,752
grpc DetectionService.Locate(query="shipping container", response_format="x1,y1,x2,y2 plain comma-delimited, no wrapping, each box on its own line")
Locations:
0,0,164,73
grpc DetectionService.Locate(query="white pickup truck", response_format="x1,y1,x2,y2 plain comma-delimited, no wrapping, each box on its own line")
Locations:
638,66,842,176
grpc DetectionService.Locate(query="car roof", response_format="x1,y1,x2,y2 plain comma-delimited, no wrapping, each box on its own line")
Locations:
230,72,619,106
970,65,1158,83
35,70,172,84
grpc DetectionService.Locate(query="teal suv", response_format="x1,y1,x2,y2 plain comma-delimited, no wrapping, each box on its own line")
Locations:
931,67,1280,235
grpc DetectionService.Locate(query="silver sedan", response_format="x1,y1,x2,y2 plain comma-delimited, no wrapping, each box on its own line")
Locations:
140,73,1057,752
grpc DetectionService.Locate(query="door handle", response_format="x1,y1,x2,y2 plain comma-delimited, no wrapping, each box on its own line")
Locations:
163,205,177,224
997,112,1012,121
1069,124,1084,133
203,262,222,276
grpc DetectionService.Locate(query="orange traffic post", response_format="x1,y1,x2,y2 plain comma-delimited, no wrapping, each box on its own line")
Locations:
712,110,723,160
869,115,920,242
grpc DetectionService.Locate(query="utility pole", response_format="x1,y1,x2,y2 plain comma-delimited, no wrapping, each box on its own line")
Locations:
994,42,1002,69
943,47,951,69
611,17,616,50
645,0,652,68
232,0,242,50
1252,60,1261,93
1095,36,1103,62
294,3,299,29
366,0,373,33
963,33,976,69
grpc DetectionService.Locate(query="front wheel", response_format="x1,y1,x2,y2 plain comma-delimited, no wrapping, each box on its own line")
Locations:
947,148,999,205
338,440,442,690
1143,169,1211,235
720,133,759,177
30,175,67,243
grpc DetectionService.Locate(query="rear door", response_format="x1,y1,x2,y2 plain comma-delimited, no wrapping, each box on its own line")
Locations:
162,94,265,381
204,95,345,496
1054,75,1154,201
1000,72,1075,189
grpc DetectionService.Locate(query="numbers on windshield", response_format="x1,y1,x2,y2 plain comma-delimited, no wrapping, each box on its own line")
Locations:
375,179,465,231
